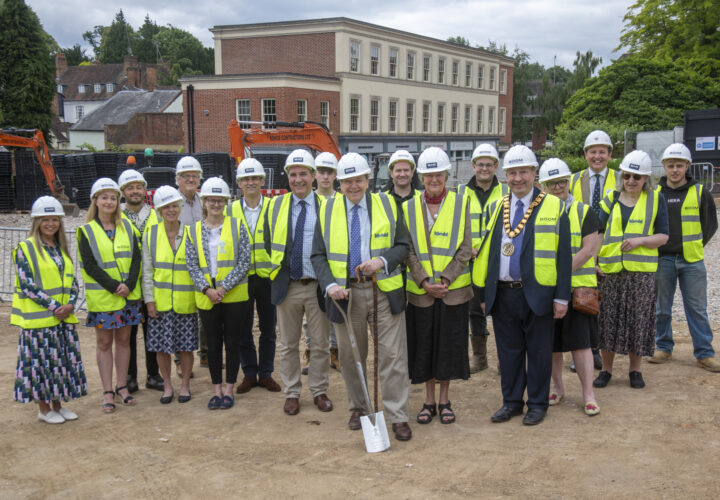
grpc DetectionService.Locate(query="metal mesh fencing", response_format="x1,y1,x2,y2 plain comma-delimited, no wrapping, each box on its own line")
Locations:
689,162,716,192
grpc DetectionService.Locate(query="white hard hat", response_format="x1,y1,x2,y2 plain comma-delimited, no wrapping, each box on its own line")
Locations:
175,156,203,175
388,150,416,170
584,130,613,151
199,177,231,199
31,196,65,218
284,149,315,173
336,153,371,180
503,145,538,170
539,158,572,184
619,150,652,176
315,152,338,170
472,143,499,163
118,169,147,190
153,185,183,210
236,158,266,179
417,147,451,174
90,177,121,199
661,143,692,163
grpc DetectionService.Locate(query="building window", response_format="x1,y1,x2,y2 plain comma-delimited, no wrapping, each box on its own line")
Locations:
488,106,496,133
75,105,85,120
499,107,506,134
465,63,472,87
370,45,379,75
437,103,445,133
236,99,251,128
477,64,484,89
94,83,102,93
464,105,471,133
350,97,359,132
262,98,276,128
407,52,415,80
406,101,415,132
422,102,430,133
452,61,459,85
489,68,496,90
451,104,458,133
389,100,397,132
56,84,63,93
500,69,507,94
389,48,398,77
297,99,307,122
423,55,431,82
476,105,484,134
350,41,360,72
370,98,379,132
320,101,330,128
78,84,86,94
438,58,445,84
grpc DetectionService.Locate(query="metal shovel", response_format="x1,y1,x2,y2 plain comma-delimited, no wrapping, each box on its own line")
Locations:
331,280,390,453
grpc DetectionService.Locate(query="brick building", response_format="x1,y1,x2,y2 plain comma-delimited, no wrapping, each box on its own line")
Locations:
180,17,514,161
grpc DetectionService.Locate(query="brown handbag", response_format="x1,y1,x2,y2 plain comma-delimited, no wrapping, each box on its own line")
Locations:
572,287,599,315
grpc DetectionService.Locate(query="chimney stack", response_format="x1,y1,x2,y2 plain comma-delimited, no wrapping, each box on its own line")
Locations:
55,52,67,79
124,55,140,87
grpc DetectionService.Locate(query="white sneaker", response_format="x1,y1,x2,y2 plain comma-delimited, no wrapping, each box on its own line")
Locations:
57,407,78,420
38,410,65,424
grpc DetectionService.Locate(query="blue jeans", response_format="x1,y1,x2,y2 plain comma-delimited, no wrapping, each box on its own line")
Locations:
655,255,715,359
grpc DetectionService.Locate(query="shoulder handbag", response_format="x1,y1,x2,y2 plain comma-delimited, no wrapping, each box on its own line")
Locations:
572,287,599,315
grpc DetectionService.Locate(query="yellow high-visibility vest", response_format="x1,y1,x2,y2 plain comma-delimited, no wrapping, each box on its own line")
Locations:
187,217,248,310
11,237,78,329
146,222,196,314
570,169,617,203
226,198,272,278
318,193,403,293
598,190,660,273
655,184,704,263
267,193,294,280
121,208,158,236
77,218,141,312
403,191,470,295
567,201,597,288
458,181,508,249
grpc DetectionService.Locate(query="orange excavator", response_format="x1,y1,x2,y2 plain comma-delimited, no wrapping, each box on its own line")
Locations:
228,120,341,195
0,128,80,215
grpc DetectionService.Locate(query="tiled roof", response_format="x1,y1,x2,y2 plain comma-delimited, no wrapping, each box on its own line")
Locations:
70,89,181,131
57,62,169,101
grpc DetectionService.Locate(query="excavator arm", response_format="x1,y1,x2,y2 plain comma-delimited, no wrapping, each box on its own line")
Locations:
0,129,64,197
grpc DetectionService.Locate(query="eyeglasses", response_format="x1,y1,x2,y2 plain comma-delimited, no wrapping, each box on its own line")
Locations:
622,173,644,181
474,162,496,169
204,198,226,206
545,179,568,188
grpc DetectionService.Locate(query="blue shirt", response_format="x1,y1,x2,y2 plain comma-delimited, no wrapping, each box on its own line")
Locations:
291,191,318,279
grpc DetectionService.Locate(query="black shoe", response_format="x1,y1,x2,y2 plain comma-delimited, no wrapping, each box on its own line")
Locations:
491,406,523,423
160,391,174,404
522,408,546,426
126,376,139,394
178,393,192,404
146,375,165,391
629,371,645,389
593,370,612,388
592,349,603,370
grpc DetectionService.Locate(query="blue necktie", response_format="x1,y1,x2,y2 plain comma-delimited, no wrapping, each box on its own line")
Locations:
290,200,306,280
349,205,362,274
509,199,524,281
592,174,602,217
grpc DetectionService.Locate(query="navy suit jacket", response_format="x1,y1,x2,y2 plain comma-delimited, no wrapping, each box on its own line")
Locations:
477,187,571,317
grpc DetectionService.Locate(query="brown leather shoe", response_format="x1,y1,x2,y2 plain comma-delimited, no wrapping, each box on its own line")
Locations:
283,397,299,415
313,394,333,412
392,422,412,441
348,410,364,430
258,376,281,392
236,376,258,394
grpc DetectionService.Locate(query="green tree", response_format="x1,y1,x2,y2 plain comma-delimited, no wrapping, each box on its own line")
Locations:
61,43,90,65
0,0,55,140
549,119,632,159
134,15,161,64
92,10,136,63
446,35,470,47
511,48,545,143
481,40,509,56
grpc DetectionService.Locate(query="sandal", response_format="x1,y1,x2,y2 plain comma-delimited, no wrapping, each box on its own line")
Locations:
115,385,137,406
584,401,600,416
548,391,564,406
102,391,116,413
438,402,456,424
416,403,437,424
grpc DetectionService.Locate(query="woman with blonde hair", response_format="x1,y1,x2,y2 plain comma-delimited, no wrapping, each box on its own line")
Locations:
77,178,143,413
12,196,86,424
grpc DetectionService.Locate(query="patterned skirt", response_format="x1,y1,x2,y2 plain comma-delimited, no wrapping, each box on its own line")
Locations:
86,300,144,329
14,323,87,403
598,271,656,356
147,311,199,354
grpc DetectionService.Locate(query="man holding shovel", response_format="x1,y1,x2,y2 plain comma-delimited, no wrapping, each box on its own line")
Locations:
311,153,412,442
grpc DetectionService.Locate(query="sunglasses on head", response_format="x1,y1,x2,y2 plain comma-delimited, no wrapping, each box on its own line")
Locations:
622,173,644,181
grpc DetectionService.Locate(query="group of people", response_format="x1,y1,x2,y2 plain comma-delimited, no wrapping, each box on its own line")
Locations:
12,130,718,438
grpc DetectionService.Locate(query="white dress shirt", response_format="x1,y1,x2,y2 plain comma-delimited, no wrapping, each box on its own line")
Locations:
589,167,608,206
243,196,263,234
499,190,534,281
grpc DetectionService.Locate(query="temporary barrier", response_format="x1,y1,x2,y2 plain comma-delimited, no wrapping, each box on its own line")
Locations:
689,162,716,192
0,227,86,311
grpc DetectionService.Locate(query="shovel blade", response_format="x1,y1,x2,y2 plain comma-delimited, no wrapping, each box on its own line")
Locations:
360,411,391,453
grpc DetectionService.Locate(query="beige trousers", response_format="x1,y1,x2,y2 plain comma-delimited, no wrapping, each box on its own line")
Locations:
334,282,409,423
277,281,330,398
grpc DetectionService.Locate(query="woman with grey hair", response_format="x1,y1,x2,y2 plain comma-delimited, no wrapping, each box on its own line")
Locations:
594,151,669,389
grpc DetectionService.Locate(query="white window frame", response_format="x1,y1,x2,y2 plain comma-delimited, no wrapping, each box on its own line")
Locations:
437,103,445,133
297,99,307,122
236,99,251,129
476,105,484,134
406,101,415,133
350,40,360,72
78,84,86,94
499,107,507,135
389,99,398,132
370,98,380,132
489,67,496,90
320,101,330,128
477,64,484,89
438,58,445,84
350,96,360,132
262,98,276,128
464,105,471,133
407,52,415,80
106,83,115,93
75,105,84,120
451,104,459,133
389,48,398,78
94,83,102,94
56,84,63,93
488,106,496,133
465,63,472,87
370,45,380,75
500,69,507,94
423,55,431,82
452,61,459,85
422,102,431,133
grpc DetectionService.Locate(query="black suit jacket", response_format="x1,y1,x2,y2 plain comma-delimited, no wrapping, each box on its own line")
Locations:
264,192,325,309
311,191,410,323
477,187,571,317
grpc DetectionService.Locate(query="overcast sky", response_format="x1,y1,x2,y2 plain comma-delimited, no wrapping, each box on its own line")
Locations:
27,0,632,70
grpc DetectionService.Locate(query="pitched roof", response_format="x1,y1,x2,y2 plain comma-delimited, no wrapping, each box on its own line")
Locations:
58,62,169,101
69,89,181,131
